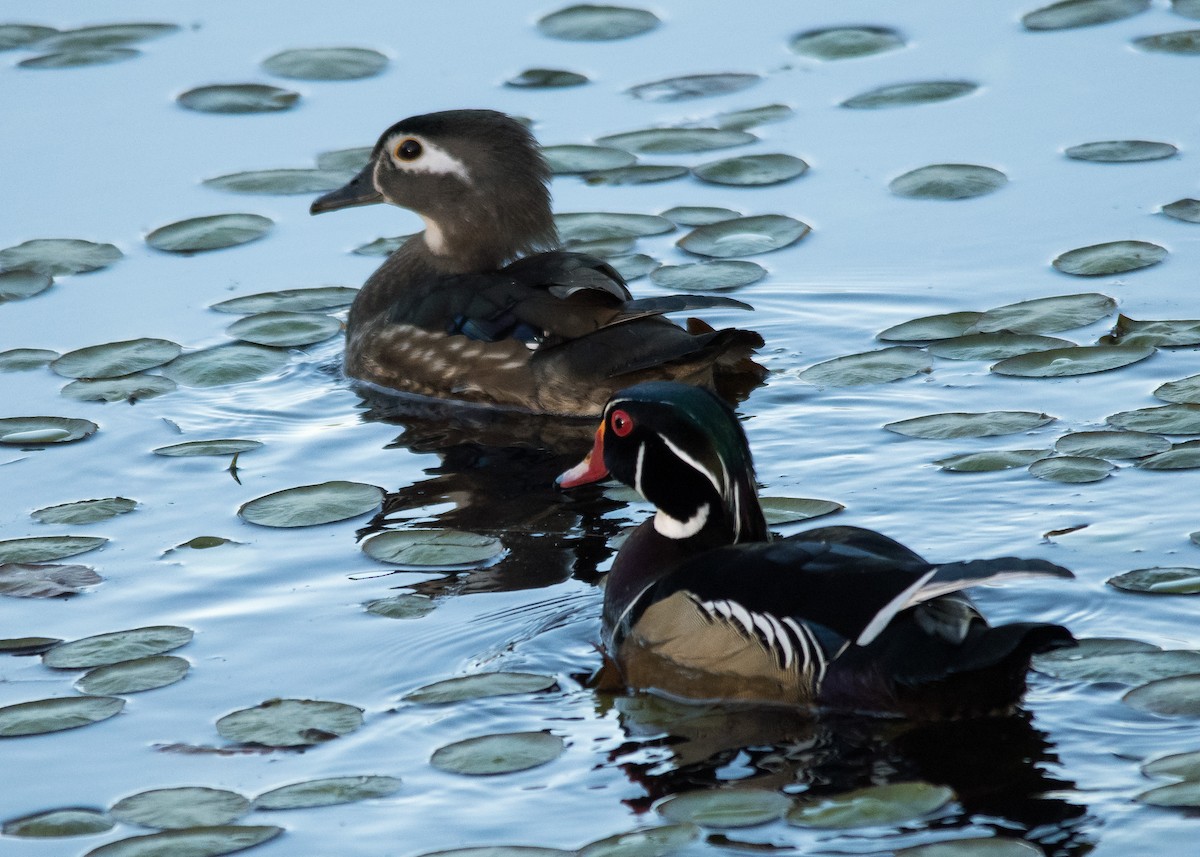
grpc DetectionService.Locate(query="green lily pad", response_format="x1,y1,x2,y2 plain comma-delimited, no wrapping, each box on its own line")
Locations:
564,237,636,256
660,206,742,227
1133,29,1200,53
678,215,810,258
1176,0,1200,19
1156,374,1200,404
578,825,699,857
0,563,100,597
43,626,193,669
1055,431,1170,458
19,48,140,69
657,789,791,828
217,698,364,747
841,81,977,109
1102,315,1200,348
930,333,1075,360
0,696,124,737
799,347,930,386
37,22,178,50
596,127,756,155
61,374,178,403
555,212,674,242
713,104,794,130
970,293,1117,334
878,311,984,342
1034,649,1200,682
254,775,403,810
1053,240,1167,276
1162,198,1200,223
0,637,63,656
1137,780,1200,807
364,594,436,619
1124,675,1200,717
32,497,136,525
1035,637,1159,673
991,344,1154,377
628,73,760,102
693,154,808,186
111,788,249,830
171,536,236,551
649,261,765,291
897,838,1043,857
204,168,355,195
885,411,1056,439
404,672,557,704
316,146,373,172
787,781,954,828
153,439,263,457
608,254,659,281
354,235,410,256
430,730,564,775
0,238,121,277
161,344,290,387
146,213,274,253
76,655,190,695
0,269,52,301
210,286,357,314
506,68,589,88
0,416,97,445
1023,0,1150,30
0,535,107,563
1142,749,1200,780
544,145,637,174
890,164,1007,199
2,807,113,837
1065,140,1178,162
583,165,690,185
1028,455,1114,483
790,26,905,60
362,528,504,566
0,348,58,370
177,84,300,114
83,826,282,857
226,311,341,347
1109,567,1200,594
538,5,660,40
239,480,384,528
1138,443,1200,470
52,338,181,379
1108,404,1200,434
935,449,1050,472
0,24,57,50
262,47,387,80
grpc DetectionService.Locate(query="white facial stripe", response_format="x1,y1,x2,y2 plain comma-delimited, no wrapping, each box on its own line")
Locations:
386,135,471,181
653,502,710,539
659,433,723,497
633,442,646,498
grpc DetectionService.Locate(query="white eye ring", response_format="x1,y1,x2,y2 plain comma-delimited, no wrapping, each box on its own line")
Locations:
384,136,472,181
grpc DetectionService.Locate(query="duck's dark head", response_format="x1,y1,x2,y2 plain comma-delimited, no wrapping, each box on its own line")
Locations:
558,381,768,543
310,109,556,269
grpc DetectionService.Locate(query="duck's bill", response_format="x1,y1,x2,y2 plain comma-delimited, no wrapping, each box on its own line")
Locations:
557,424,609,488
310,164,384,214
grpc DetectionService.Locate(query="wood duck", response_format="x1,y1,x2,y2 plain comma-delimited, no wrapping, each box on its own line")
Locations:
310,109,765,416
558,382,1076,717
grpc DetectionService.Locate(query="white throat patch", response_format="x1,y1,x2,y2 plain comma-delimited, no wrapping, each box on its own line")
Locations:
654,502,710,539
420,215,447,255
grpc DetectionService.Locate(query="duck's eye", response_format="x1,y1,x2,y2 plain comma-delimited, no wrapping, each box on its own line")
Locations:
394,139,422,161
610,409,633,437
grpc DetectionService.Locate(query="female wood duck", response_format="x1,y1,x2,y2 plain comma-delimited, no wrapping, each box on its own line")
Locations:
310,110,765,416
558,382,1076,717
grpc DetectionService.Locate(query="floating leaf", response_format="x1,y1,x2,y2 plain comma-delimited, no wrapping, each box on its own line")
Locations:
111,788,249,830
61,374,177,403
226,311,341,347
800,347,930,386
1108,404,1200,434
51,338,181,379
364,594,436,619
578,824,699,857
584,165,689,185
1055,430,1169,458
204,168,355,195
404,672,557,704
210,286,356,314
1034,637,1159,674
1035,649,1200,682
2,807,113,838
362,528,503,566
1028,455,1114,483
657,789,791,828
0,238,121,277
506,68,589,88
146,213,274,253
353,235,410,255
0,536,106,563
930,333,1074,360
713,104,794,130
1137,780,1200,807
1162,198,1200,223
678,215,810,258
935,450,1050,472
787,781,954,828
261,47,387,80
0,416,97,446
1065,140,1178,162
1156,374,1200,404
596,128,756,154
693,154,808,186
254,775,402,810
1102,315,1200,348
19,49,139,69
0,269,52,301
217,698,363,747
161,344,289,387
660,206,742,227
1176,0,1200,19
790,26,904,60
0,348,58,370
555,212,674,242
0,696,124,737
538,5,660,40
37,22,178,50
841,81,977,109
1109,567,1200,594
878,312,983,342
1023,0,1150,30
316,146,373,172
544,145,637,174
1053,241,1167,276
970,293,1117,334
430,731,564,775
628,73,760,102
43,626,193,669
1142,749,1200,780
0,637,62,656
0,24,57,50
171,536,235,551
177,84,299,114
84,825,282,857
0,563,100,598
897,838,1043,857
1139,444,1200,470
153,439,262,457
890,164,1007,199
1124,675,1200,717
885,411,1056,439
1133,29,1200,54
608,254,659,281
76,655,189,694
564,237,636,256
649,261,765,291
416,848,571,857
239,480,383,528
31,497,135,525
991,344,1154,377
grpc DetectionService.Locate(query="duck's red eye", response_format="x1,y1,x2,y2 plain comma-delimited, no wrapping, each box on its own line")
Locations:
610,409,633,437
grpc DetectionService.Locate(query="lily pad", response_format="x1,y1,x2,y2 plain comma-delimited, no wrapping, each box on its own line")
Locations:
544,145,637,174
0,238,121,277
841,81,977,109
76,655,190,694
210,286,357,314
32,497,136,525
316,146,373,172
1176,0,1200,19
239,480,384,528
37,22,178,50
889,164,1007,199
596,128,756,154
2,807,113,837
364,594,437,619
0,563,100,597
1124,675,1200,717
161,344,289,387
1035,637,1159,671
991,344,1154,377
628,73,760,102
254,775,403,810
1142,749,1200,780
897,838,1043,857
0,270,52,301
0,696,124,737
1108,567,1200,594
216,698,364,747
0,348,58,370
146,214,273,253
1156,374,1200,404
1055,430,1170,458
204,168,355,195
878,311,983,342
555,212,674,242
404,672,558,704
19,49,139,69
649,261,765,291
678,215,810,258
608,254,659,281
353,235,409,255
969,293,1117,334
787,781,954,828
506,68,589,88
84,826,282,857
226,311,341,347
0,24,57,50
713,104,794,130
1108,403,1200,434
1034,649,1200,682
153,439,263,457
0,416,97,445
417,848,571,857
538,5,659,40
51,338,181,379
1138,444,1200,470
1133,29,1200,54
790,26,905,60
693,154,808,186
430,731,564,775
1137,780,1200,807
1162,199,1200,223
929,333,1075,360
1065,140,1178,162
660,206,742,227
1028,455,1114,483
563,237,636,256
885,411,1056,439
1052,240,1167,276
0,535,106,563
262,47,388,81
0,637,63,656
361,528,503,566
1102,316,1200,348
578,824,699,857
583,165,690,185
657,789,791,828
43,626,193,669
935,450,1050,472
1023,0,1149,30
800,347,930,386
177,84,300,114
61,374,177,403
111,788,249,829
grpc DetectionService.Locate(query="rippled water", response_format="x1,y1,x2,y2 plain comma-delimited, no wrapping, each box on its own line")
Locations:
3,1,1200,855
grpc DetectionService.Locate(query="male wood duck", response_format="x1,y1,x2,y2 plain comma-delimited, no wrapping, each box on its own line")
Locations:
558,382,1076,717
310,109,765,416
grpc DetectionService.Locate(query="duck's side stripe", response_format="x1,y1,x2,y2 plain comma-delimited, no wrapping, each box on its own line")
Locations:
694,597,829,687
